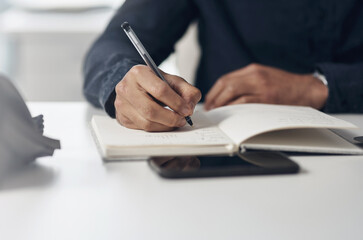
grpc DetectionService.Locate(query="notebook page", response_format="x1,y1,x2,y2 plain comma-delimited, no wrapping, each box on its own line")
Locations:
243,128,363,154
205,104,358,145
92,111,234,148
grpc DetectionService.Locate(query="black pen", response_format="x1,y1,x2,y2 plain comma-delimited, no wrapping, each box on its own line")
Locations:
121,22,193,127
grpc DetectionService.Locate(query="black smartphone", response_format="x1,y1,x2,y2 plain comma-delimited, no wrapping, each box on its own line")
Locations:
148,151,299,179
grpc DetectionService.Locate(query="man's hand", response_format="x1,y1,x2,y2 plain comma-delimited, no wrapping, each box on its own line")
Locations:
115,65,201,132
204,64,329,110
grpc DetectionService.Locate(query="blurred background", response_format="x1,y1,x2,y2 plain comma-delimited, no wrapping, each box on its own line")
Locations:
0,0,199,102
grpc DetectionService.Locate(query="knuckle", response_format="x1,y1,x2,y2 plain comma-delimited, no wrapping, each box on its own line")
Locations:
253,68,264,77
256,70,267,79
141,106,156,120
216,78,228,88
151,82,169,98
116,114,130,127
173,99,184,111
114,98,122,110
260,77,271,89
116,80,129,95
114,98,129,113
219,77,228,86
193,88,202,102
226,85,236,94
248,63,260,71
185,88,201,107
129,65,144,76
123,118,133,126
142,121,154,132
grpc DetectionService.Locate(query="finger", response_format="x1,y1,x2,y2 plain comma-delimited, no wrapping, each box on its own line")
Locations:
126,89,187,128
205,67,254,110
116,74,187,128
204,80,225,110
227,95,261,105
162,71,202,109
212,78,259,108
115,96,177,131
205,76,259,110
120,101,176,132
115,97,138,128
116,112,138,129
210,84,241,109
136,69,193,117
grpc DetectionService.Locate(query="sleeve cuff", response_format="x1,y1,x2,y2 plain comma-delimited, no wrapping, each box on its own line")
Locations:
315,63,343,113
316,62,363,113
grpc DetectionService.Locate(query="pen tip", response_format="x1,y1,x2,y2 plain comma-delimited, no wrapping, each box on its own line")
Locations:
186,116,193,127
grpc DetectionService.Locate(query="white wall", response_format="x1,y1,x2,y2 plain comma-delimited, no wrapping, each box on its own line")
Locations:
0,2,199,102
0,0,10,75
0,0,9,10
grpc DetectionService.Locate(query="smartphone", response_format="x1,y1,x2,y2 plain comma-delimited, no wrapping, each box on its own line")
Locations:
148,151,299,179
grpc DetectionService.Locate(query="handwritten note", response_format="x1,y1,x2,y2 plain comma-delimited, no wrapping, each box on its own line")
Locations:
95,111,233,147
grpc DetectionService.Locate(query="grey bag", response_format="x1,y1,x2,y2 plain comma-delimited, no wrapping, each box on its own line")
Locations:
0,75,60,179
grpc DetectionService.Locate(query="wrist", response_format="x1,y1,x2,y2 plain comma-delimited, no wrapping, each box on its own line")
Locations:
313,71,328,86
309,74,329,110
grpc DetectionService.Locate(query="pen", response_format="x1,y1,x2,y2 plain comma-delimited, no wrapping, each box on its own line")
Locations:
121,22,193,127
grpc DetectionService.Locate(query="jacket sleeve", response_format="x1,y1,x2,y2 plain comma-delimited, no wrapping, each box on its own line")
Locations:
317,63,363,113
316,2,363,113
83,0,197,117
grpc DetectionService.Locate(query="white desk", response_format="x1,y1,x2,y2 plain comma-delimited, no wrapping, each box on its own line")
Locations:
1,102,363,240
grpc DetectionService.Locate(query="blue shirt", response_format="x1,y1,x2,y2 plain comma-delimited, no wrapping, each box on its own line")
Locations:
84,0,363,116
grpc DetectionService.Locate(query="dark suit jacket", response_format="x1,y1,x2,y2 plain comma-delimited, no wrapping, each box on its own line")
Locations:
84,0,363,116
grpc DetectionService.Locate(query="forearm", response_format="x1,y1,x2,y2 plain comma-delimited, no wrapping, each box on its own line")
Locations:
83,0,197,117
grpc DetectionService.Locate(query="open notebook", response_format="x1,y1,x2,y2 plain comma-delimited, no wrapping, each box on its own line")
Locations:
90,104,363,160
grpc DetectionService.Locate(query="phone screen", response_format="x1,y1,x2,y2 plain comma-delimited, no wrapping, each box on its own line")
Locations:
148,151,299,178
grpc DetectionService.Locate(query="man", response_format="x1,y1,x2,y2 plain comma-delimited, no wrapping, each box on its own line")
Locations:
84,0,363,132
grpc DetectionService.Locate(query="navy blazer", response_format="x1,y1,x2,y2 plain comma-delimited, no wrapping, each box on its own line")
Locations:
83,0,363,116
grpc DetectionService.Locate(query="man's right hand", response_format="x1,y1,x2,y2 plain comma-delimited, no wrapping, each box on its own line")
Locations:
114,65,201,132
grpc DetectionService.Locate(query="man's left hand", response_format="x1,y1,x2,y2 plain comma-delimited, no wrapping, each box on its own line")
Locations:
204,64,328,110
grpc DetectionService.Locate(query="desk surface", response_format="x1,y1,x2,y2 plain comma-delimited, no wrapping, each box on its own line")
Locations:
1,102,363,240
